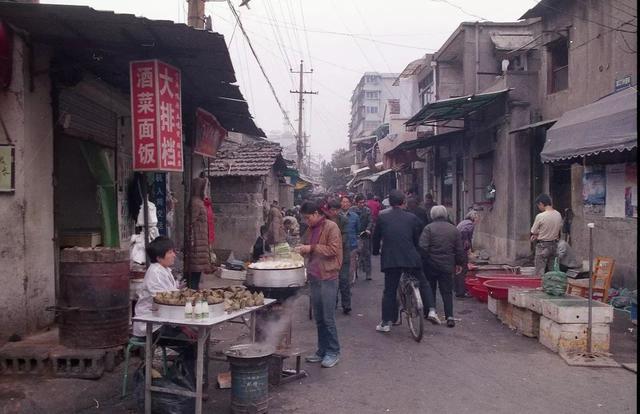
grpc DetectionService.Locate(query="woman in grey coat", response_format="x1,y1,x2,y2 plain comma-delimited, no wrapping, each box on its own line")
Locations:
419,205,467,327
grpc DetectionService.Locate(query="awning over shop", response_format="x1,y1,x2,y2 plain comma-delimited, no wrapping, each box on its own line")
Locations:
405,89,509,127
540,87,637,162
0,3,265,137
360,169,394,183
387,130,464,153
509,118,558,134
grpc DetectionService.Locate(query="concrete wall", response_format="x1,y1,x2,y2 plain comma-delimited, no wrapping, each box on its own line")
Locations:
537,0,637,119
210,170,284,261
0,39,55,340
569,163,637,288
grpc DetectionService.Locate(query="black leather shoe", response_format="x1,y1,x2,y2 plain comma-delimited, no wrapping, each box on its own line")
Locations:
446,318,455,328
342,308,351,315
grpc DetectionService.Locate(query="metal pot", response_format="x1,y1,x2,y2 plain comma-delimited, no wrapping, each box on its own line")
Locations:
246,266,306,288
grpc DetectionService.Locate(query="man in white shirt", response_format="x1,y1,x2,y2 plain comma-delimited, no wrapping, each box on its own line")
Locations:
530,194,563,276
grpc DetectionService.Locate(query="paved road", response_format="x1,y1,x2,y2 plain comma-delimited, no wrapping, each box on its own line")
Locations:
73,260,636,414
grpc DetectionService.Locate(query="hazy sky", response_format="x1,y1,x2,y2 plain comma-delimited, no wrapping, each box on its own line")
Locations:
42,0,538,160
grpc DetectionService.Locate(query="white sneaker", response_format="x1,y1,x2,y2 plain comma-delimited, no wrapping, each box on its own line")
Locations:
426,310,442,325
376,321,391,332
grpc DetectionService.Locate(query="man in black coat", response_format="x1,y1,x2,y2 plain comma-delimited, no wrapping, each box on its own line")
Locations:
372,190,435,332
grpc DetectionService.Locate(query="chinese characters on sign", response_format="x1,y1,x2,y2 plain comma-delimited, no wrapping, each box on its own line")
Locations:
153,173,167,236
130,60,183,171
194,108,227,158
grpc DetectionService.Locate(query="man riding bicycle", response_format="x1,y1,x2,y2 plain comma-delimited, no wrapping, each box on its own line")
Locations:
350,194,373,281
372,190,437,333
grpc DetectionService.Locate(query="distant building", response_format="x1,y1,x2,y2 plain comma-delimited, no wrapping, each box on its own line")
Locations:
348,72,400,167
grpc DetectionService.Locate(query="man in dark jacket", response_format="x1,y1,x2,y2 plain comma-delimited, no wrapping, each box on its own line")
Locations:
372,190,435,332
405,196,429,229
350,194,373,280
419,205,467,327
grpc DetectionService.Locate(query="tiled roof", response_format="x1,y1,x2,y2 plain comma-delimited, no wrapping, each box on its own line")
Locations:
208,140,284,177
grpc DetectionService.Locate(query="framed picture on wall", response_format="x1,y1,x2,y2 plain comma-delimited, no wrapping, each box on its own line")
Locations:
0,144,15,192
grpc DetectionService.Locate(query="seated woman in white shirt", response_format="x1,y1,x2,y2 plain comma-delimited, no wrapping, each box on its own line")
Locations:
133,236,206,389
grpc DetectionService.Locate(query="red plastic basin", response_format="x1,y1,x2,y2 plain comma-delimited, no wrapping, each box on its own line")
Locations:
470,285,488,302
475,273,534,285
483,279,542,300
464,277,481,291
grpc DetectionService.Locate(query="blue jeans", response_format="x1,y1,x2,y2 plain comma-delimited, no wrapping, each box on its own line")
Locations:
309,277,340,357
338,249,352,310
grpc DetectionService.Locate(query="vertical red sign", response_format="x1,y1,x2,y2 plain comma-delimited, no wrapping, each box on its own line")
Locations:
194,108,227,158
130,60,183,171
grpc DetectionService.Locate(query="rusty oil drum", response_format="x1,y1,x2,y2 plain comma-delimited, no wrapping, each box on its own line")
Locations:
58,247,130,348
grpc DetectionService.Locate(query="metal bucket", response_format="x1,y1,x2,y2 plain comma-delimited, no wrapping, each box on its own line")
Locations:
58,248,130,348
225,344,275,414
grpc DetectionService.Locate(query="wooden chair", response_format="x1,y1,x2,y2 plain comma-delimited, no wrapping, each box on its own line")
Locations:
566,256,615,302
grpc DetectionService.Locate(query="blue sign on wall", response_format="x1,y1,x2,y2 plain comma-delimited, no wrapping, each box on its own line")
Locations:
153,173,167,236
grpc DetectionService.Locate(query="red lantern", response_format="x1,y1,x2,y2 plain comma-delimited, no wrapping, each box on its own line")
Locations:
0,21,13,89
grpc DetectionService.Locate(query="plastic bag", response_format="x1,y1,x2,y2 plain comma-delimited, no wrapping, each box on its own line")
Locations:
542,258,567,296
133,357,196,414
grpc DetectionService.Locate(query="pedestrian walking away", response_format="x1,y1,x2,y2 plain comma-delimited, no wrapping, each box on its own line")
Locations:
296,200,343,368
530,194,563,276
325,198,353,314
455,209,478,297
351,194,373,280
419,205,467,328
340,195,360,287
372,190,435,333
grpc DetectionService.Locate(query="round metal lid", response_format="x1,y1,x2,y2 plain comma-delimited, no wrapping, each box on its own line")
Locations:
224,343,276,359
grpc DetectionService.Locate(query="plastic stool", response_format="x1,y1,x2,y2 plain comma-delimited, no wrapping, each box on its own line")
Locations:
121,337,167,398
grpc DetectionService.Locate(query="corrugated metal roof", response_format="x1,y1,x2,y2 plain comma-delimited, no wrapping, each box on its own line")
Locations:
208,140,284,177
0,3,264,137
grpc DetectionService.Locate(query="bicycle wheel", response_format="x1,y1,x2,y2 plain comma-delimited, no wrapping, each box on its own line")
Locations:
405,283,424,342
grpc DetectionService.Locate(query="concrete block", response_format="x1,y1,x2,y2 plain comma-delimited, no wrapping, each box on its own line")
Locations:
511,306,540,338
507,288,541,308
50,346,105,379
0,342,50,375
538,316,610,354
487,295,498,315
496,300,514,328
540,298,613,324
521,291,582,314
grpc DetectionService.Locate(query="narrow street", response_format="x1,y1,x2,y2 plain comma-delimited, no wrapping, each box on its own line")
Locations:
71,260,637,414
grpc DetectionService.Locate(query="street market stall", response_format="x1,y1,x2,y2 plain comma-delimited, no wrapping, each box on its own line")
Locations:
133,296,276,414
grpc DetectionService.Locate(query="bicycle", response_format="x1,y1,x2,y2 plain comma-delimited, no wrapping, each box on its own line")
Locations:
396,271,424,342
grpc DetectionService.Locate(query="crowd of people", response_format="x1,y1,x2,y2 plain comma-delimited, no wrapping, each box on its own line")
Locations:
289,188,475,368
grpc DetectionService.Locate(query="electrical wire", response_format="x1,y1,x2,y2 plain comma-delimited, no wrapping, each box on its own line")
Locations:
263,0,293,71
297,0,314,68
536,1,637,34
610,0,637,18
573,0,636,27
428,0,488,21
235,12,436,51
283,0,304,59
226,0,297,136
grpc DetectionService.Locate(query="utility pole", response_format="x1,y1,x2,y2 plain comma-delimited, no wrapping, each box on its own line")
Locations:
187,0,206,29
290,60,317,174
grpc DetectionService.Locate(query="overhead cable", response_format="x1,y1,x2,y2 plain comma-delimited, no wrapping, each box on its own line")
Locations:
226,0,297,136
